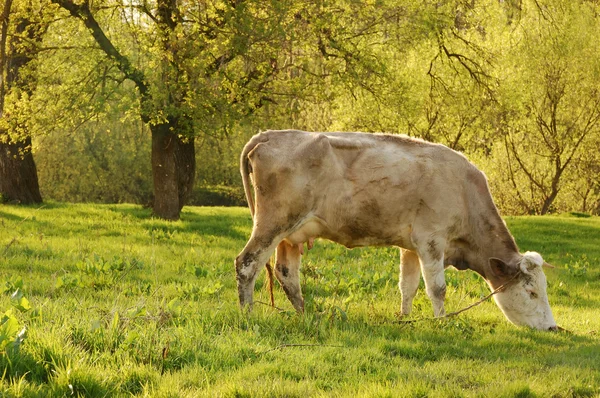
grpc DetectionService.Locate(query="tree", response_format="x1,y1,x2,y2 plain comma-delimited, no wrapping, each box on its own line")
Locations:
46,0,401,219
0,0,44,204
48,0,185,219
496,0,600,214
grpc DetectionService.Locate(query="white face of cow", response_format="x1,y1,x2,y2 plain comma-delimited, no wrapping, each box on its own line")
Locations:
489,252,557,331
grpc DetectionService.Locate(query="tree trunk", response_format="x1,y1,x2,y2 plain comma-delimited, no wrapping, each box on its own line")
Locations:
0,135,42,203
540,190,558,215
0,16,43,204
151,124,180,220
540,157,565,215
151,120,195,219
175,136,195,212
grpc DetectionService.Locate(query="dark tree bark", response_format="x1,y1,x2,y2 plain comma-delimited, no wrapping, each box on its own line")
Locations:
150,119,195,219
151,124,179,219
175,135,195,212
0,136,42,203
0,10,42,204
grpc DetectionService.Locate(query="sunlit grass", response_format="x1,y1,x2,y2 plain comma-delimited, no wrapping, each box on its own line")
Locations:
1,203,599,396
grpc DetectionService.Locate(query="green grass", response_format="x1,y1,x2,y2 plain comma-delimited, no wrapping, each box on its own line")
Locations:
1,203,599,397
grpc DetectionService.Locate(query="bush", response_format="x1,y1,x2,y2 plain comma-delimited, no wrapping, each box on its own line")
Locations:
188,185,247,207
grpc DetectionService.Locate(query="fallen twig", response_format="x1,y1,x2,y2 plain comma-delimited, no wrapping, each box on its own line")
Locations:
3,237,18,255
557,326,573,334
16,204,46,226
254,300,286,312
262,343,344,354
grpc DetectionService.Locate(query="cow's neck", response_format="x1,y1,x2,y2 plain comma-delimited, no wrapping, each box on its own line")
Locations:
447,209,520,284
469,213,520,283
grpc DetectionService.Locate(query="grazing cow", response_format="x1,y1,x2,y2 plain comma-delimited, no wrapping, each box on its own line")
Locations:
235,130,558,330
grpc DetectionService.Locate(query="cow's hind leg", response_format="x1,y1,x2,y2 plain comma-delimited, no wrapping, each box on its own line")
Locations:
235,231,281,311
274,240,304,313
416,237,447,317
399,248,421,316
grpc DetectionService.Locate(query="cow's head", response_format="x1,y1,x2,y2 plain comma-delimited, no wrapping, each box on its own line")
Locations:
487,252,557,331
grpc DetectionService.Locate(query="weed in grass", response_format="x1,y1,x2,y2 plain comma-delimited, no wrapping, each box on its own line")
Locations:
3,278,23,295
1,310,25,353
565,253,590,278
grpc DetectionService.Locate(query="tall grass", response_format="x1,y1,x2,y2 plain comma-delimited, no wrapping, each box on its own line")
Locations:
1,203,599,397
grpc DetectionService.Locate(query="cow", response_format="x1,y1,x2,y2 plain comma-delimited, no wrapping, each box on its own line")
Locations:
235,130,558,331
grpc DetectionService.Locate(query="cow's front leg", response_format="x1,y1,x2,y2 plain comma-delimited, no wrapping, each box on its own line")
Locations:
235,234,279,311
274,240,304,313
399,249,421,316
417,238,447,317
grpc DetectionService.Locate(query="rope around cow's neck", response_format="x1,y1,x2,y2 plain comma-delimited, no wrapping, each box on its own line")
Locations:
396,276,519,324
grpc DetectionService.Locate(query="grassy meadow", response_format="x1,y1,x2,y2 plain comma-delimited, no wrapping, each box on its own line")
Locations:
0,203,599,397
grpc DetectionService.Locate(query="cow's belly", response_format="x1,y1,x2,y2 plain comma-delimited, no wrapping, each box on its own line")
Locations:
284,215,416,250
329,224,416,249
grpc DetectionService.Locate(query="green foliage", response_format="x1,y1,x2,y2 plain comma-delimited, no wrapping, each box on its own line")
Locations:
10,289,31,313
2,0,600,217
33,97,152,204
0,203,599,395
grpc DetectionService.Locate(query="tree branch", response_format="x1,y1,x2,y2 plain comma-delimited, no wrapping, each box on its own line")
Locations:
506,131,545,193
50,0,149,119
503,134,531,213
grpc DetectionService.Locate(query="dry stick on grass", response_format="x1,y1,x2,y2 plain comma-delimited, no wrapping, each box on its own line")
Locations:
3,237,18,255
254,300,286,312
15,205,47,226
262,343,345,355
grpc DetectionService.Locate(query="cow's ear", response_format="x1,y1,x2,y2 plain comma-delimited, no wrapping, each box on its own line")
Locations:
488,257,519,279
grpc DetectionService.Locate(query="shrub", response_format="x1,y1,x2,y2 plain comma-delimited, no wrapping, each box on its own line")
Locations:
188,185,247,207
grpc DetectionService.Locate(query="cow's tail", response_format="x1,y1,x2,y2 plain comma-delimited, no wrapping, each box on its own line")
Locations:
265,259,275,307
240,133,275,307
240,140,256,219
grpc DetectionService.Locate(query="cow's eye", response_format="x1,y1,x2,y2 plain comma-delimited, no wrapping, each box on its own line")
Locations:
529,291,538,299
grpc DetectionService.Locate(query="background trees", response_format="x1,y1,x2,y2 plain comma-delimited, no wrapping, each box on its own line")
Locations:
491,0,600,214
2,0,599,216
